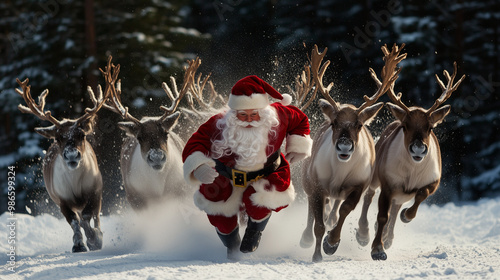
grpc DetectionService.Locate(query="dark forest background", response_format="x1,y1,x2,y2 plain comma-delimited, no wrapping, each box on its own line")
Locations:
1,0,499,215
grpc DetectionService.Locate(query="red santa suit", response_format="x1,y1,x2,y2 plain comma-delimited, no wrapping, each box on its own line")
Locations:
182,76,312,235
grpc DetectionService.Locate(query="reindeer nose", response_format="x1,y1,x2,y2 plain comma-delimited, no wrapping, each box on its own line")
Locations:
147,149,166,170
410,140,427,154
64,147,81,161
63,147,81,169
409,140,428,162
336,137,353,153
336,137,354,161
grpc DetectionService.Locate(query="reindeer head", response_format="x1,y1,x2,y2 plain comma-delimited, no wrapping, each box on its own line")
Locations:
99,56,198,171
387,62,465,163
17,78,106,170
311,44,405,162
118,113,180,170
319,101,383,161
38,118,97,169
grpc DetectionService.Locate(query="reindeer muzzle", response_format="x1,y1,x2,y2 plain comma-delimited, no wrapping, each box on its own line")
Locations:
63,147,81,169
147,149,167,170
336,137,354,162
409,140,428,162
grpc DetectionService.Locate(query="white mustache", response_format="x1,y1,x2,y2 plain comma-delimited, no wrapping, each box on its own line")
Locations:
234,119,262,127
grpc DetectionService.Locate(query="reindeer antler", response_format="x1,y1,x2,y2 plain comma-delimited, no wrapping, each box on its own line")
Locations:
185,70,224,115
427,62,465,113
16,78,62,127
359,43,407,112
159,57,200,121
288,61,317,111
98,56,141,124
310,44,338,109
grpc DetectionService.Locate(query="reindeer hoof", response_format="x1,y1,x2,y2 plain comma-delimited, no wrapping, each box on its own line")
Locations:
371,246,387,260
87,238,103,251
355,229,370,247
400,208,412,223
312,252,323,263
323,236,340,255
72,244,87,253
87,229,103,251
371,251,387,261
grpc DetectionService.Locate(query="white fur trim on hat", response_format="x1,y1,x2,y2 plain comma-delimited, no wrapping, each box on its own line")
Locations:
280,93,292,106
193,186,245,217
183,151,215,186
228,93,270,110
286,134,313,157
249,179,295,209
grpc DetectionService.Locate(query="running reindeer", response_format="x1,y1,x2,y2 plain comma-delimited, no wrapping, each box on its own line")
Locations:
363,61,465,261
16,78,107,253
299,44,406,262
97,57,202,210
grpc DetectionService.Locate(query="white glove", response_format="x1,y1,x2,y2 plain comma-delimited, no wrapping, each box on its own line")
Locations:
285,152,308,164
193,164,218,184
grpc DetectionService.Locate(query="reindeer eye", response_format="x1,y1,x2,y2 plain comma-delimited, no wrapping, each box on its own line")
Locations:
332,119,338,127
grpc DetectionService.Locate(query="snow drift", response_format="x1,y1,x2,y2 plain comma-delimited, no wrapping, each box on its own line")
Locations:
1,194,499,279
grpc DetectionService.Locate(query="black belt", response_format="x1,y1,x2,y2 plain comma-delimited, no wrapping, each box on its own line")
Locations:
214,150,281,188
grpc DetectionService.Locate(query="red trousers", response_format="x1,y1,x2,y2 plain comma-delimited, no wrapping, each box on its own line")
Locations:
201,182,288,234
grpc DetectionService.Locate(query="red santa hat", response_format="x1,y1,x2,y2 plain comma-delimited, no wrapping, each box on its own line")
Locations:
228,75,292,110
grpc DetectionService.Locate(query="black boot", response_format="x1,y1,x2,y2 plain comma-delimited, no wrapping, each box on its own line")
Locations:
217,227,241,260
240,215,270,253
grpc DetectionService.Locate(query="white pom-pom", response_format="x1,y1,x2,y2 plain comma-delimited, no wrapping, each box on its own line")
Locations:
280,93,292,106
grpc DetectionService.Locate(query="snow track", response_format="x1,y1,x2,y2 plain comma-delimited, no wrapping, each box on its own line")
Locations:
1,196,499,279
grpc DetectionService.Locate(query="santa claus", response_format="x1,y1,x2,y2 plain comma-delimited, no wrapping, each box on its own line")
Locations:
182,75,312,259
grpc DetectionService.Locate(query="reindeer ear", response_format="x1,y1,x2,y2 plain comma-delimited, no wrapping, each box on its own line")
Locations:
35,125,57,139
118,121,139,137
386,102,407,121
359,102,384,125
161,111,181,131
429,105,451,128
319,99,339,122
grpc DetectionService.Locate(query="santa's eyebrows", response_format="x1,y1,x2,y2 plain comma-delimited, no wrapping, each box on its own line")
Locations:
237,110,259,114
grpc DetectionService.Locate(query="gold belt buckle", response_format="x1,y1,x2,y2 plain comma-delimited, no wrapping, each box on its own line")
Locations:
232,169,247,188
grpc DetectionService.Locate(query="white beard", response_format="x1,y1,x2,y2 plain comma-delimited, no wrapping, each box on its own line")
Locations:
212,107,279,171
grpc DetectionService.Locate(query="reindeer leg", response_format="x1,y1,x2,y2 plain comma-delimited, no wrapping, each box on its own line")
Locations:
371,187,392,260
126,189,148,211
401,183,438,223
356,187,375,247
383,203,401,249
61,203,86,253
324,186,363,255
81,192,103,251
312,190,326,262
325,199,341,229
300,194,316,249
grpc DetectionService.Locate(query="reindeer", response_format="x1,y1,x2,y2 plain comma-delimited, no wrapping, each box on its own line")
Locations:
16,78,107,253
299,44,405,262
363,62,465,261
97,57,201,210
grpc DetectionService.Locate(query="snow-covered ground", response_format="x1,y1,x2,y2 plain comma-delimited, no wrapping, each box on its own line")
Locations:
1,193,499,280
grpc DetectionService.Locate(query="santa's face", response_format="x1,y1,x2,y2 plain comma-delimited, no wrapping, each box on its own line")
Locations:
212,107,279,169
236,109,261,127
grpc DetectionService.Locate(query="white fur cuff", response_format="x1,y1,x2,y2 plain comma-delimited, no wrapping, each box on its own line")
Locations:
250,179,296,209
286,134,313,157
183,151,215,186
193,187,245,217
